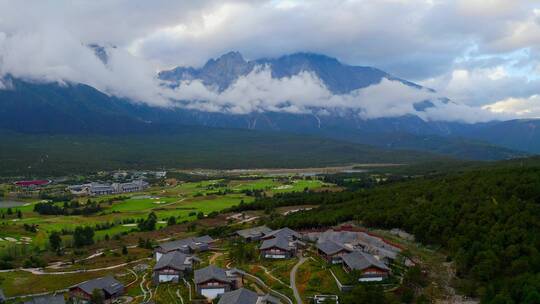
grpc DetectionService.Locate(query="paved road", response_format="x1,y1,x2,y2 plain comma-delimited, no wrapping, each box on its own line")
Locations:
290,257,307,304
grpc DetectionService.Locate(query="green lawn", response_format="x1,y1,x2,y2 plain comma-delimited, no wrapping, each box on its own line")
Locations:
231,179,279,191
298,258,341,302
107,196,178,212
0,192,254,238
272,179,326,193
0,269,129,297
0,177,328,254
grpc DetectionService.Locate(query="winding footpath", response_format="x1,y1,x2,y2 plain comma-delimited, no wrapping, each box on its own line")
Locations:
239,270,293,304
0,257,151,275
209,251,223,265
290,257,307,304
140,272,149,303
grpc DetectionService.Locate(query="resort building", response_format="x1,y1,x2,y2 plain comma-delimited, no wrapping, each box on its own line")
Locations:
260,236,297,259
261,227,301,241
341,251,391,282
69,276,124,304
68,179,149,196
153,251,199,283
194,266,244,300
236,226,273,242
155,235,214,261
316,240,352,264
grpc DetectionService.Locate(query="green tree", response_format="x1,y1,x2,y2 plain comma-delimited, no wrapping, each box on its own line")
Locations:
49,231,62,251
91,289,105,304
73,226,94,247
138,212,157,231
342,285,386,304
122,245,128,255
229,241,257,265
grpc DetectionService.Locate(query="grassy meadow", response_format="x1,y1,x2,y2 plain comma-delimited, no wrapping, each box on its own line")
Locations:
0,177,328,246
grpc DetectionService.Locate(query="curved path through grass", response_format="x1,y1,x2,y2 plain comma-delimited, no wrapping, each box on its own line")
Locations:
290,257,307,304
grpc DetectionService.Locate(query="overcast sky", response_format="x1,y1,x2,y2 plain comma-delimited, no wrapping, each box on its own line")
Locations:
0,0,539,120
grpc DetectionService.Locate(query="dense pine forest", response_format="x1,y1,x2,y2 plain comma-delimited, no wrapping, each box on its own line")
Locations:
267,162,540,303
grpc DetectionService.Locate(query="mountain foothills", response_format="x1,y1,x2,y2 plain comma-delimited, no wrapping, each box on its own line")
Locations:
268,158,540,303
0,51,539,167
0,128,446,176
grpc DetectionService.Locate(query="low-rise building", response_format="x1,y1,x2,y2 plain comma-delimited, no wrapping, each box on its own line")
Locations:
194,266,243,300
217,288,280,304
153,251,198,283
261,227,301,241
112,179,149,193
155,235,213,261
68,179,149,196
314,229,401,263
260,236,297,259
316,240,351,264
341,251,391,282
69,276,124,304
236,226,273,242
14,180,51,189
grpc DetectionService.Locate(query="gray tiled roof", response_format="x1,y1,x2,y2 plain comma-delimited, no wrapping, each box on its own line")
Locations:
194,235,214,244
157,235,213,252
260,236,290,251
23,294,65,304
217,288,258,304
236,226,272,239
316,240,349,255
75,276,124,296
319,230,359,244
263,227,300,240
318,230,401,258
341,251,390,271
153,251,191,271
194,265,230,284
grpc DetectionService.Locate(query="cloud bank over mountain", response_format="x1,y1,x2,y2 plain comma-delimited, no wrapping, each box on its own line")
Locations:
165,66,500,123
0,0,538,120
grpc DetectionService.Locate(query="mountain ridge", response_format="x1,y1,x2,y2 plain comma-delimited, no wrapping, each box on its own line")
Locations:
158,51,428,94
0,51,538,160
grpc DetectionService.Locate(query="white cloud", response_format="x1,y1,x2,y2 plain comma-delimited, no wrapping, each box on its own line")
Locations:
167,66,498,123
0,0,538,120
420,65,540,107
483,95,540,118
0,27,171,106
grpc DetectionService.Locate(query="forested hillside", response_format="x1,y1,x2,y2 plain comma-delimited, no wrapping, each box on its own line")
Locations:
0,128,443,176
271,162,540,303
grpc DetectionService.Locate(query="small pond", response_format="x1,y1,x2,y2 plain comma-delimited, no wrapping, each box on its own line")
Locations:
0,199,29,208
